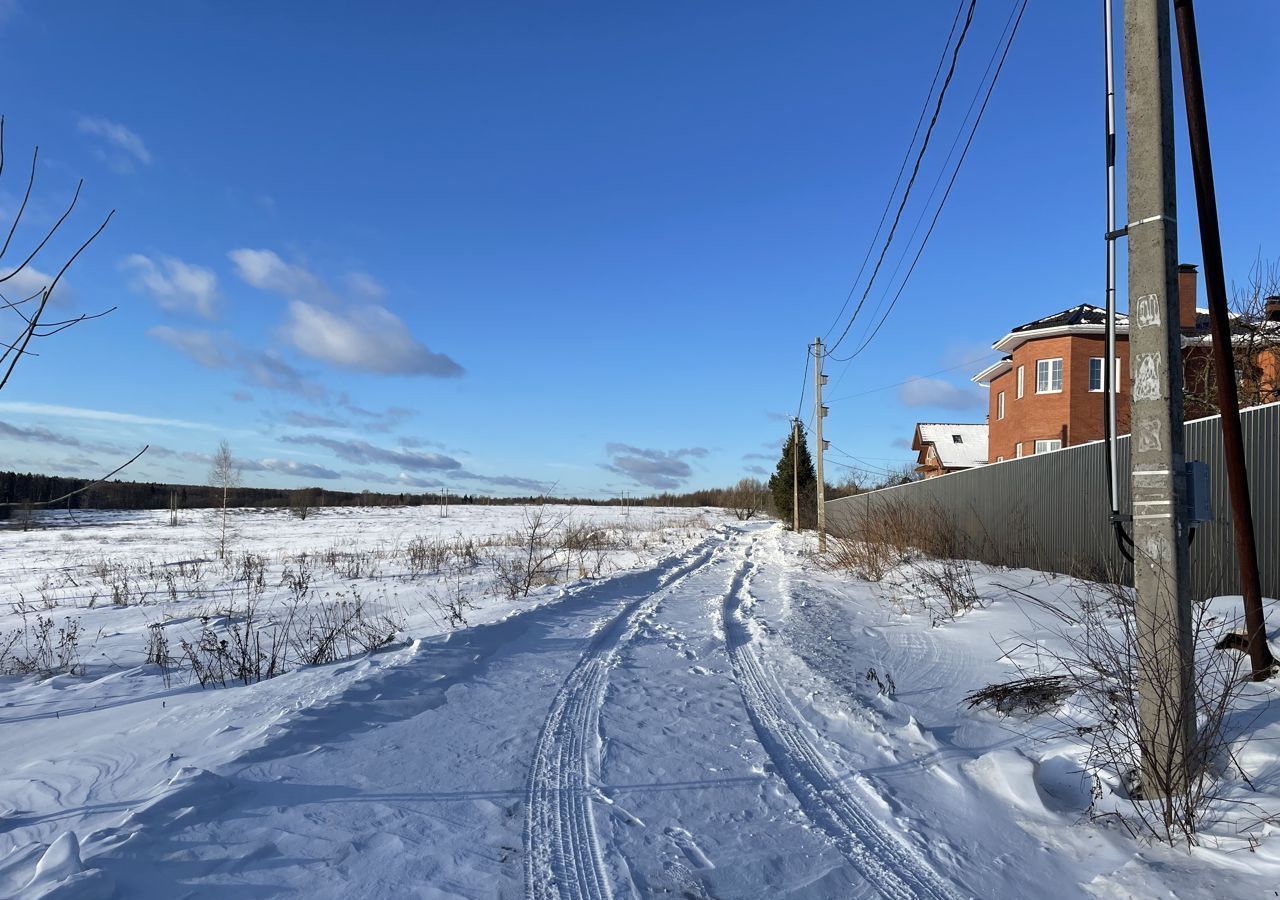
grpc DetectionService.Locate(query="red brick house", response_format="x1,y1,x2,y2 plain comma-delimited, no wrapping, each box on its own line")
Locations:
911,423,988,479
972,264,1280,463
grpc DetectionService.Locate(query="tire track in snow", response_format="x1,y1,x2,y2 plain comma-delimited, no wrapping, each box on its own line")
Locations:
523,535,727,900
722,553,962,900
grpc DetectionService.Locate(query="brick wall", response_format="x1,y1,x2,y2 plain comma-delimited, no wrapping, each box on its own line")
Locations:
987,335,1131,462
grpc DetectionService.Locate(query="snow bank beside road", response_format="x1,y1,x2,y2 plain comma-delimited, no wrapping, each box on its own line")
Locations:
4,510,1278,897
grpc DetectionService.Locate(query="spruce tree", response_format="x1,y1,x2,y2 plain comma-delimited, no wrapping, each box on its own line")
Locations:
767,421,817,530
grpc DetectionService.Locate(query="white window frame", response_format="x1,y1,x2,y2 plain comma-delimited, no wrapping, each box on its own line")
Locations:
996,455,1004,462
1034,438,1063,454
1089,357,1122,393
997,391,1005,420
1015,442,1023,458
1036,358,1063,394
1089,357,1104,392
1016,365,1025,399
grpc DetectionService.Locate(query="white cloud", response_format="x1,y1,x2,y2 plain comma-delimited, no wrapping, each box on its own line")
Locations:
0,401,215,430
148,325,230,368
0,265,74,307
78,116,151,167
282,434,462,472
147,326,328,399
254,458,341,480
284,300,463,377
123,254,219,318
344,271,385,300
227,248,324,296
228,249,461,378
602,444,708,490
240,348,327,398
898,377,986,411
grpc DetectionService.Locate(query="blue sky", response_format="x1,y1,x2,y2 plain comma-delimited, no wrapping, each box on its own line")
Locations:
0,1,1276,496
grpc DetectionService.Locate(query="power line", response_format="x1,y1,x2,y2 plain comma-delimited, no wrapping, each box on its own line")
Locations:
825,446,909,478
833,0,1029,364
794,341,813,420
839,0,1023,360
821,0,968,343
824,0,979,358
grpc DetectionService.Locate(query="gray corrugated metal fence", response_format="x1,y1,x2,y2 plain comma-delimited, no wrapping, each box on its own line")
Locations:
826,402,1279,601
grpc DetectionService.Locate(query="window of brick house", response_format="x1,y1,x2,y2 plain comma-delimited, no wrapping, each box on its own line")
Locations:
1015,443,1023,458
1034,438,1063,453
1089,358,1121,392
1016,365,1024,399
1036,358,1063,393
997,391,1005,419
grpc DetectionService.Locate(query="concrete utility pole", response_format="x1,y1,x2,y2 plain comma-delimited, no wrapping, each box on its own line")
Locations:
1173,0,1275,681
814,338,828,552
1124,0,1196,796
791,418,800,533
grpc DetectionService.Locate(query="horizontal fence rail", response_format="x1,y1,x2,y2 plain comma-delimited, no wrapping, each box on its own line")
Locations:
826,402,1279,601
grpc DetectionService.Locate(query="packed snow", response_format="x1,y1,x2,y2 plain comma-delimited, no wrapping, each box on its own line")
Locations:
1,505,1277,898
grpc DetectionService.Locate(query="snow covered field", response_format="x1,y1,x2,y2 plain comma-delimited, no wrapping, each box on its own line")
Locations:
2,507,1277,898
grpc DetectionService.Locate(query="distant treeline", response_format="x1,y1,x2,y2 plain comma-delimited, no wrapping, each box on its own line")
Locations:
0,471,464,515
0,470,808,516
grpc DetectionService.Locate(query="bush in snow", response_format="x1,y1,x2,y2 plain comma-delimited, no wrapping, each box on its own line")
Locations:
987,578,1258,848
0,615,82,677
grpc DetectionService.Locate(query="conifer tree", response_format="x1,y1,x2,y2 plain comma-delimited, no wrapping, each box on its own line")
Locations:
768,421,817,530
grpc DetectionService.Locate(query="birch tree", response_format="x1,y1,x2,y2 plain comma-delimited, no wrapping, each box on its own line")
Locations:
208,440,241,559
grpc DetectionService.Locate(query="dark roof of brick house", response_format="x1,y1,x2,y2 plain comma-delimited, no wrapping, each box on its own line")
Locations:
1010,303,1125,334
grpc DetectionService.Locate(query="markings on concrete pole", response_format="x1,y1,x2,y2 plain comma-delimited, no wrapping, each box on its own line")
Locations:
1132,353,1163,401
1135,417,1163,452
1140,533,1172,570
1134,293,1163,328
1127,213,1176,230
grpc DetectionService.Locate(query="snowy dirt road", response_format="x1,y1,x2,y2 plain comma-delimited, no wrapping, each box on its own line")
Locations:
6,516,1258,899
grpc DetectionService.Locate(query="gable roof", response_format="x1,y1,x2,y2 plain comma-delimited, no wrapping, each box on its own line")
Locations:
912,422,988,469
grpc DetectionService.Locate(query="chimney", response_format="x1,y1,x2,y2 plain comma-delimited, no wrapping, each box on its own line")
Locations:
1178,263,1199,331
1265,295,1280,323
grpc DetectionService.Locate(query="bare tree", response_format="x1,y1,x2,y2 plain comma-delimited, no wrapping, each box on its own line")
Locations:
0,117,151,521
0,116,116,393
872,462,921,490
1183,258,1280,417
209,440,242,559
825,471,867,500
728,477,768,521
290,487,318,520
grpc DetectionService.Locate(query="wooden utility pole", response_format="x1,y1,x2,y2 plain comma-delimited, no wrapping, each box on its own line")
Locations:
814,338,828,552
791,418,800,533
1124,0,1196,795
1172,0,1275,681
